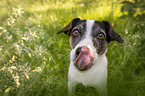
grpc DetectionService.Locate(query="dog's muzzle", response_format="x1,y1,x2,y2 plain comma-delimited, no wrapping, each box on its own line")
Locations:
75,46,94,71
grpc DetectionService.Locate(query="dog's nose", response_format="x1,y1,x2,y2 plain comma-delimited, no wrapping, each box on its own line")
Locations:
76,47,82,56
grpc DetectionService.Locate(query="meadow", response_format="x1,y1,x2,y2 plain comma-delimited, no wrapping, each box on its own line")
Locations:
0,0,145,96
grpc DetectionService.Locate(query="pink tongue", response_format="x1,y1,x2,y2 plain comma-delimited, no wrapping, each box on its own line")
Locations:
75,46,94,70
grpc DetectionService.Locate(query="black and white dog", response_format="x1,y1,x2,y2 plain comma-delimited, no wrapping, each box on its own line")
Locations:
57,18,123,96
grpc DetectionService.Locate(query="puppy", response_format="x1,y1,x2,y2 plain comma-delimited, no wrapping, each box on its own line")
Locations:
57,18,123,96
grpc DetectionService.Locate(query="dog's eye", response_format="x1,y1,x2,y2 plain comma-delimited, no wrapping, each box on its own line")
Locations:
97,33,105,39
73,30,79,36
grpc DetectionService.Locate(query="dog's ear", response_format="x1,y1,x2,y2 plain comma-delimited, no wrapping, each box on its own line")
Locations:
57,18,80,36
102,21,123,43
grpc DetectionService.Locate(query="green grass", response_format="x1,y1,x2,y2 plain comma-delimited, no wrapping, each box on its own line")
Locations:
0,0,145,96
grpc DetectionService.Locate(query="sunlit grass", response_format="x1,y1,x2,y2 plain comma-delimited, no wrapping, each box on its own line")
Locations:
0,0,145,96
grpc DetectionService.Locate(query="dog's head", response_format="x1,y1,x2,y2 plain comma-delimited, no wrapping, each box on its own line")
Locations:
57,18,123,71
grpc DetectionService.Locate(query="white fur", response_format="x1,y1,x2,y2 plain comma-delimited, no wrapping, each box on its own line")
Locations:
68,20,108,96
86,20,95,37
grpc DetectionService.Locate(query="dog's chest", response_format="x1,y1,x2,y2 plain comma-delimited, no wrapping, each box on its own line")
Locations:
68,55,108,87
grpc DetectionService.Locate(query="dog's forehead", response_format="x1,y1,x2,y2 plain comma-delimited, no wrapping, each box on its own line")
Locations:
86,20,95,32
73,20,86,30
74,20,104,33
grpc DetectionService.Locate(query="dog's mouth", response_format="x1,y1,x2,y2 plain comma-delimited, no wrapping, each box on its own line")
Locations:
75,46,94,71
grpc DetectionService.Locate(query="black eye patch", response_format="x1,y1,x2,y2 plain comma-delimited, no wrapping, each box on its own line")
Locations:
69,20,87,48
91,22,108,55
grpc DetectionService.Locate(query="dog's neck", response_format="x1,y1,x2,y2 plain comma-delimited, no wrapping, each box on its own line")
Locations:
68,55,107,92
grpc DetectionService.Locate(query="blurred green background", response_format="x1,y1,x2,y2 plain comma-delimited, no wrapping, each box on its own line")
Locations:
0,0,145,96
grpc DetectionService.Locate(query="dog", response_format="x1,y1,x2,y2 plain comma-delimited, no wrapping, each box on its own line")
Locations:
57,18,123,96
